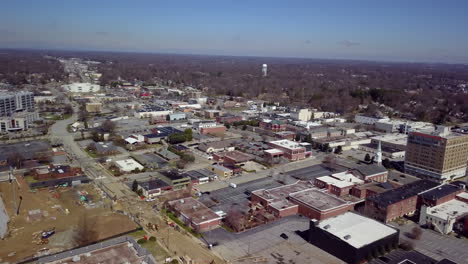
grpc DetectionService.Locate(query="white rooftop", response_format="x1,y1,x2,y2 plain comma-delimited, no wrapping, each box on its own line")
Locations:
425,199,468,220
331,171,364,184
317,212,397,248
371,134,408,144
316,176,355,188
269,139,303,150
265,148,284,154
115,158,144,172
456,192,468,200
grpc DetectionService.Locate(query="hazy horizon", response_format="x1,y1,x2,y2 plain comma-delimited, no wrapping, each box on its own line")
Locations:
2,0,468,64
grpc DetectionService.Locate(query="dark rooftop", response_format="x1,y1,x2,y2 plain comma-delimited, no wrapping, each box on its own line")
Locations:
419,184,462,201
353,164,388,177
367,180,439,207
183,168,216,180
160,170,188,181
146,126,183,138
139,178,170,191
286,164,347,181
369,249,438,264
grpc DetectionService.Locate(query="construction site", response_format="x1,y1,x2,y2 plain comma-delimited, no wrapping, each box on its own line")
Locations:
0,179,138,263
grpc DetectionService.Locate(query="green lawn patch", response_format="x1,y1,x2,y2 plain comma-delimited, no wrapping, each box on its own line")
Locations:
24,176,39,184
129,229,148,239
163,209,203,238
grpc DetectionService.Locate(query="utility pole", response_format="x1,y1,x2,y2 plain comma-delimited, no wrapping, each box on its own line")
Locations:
9,167,18,215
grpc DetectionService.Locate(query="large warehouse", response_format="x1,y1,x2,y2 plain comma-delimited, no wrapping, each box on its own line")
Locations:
62,82,100,93
307,212,399,264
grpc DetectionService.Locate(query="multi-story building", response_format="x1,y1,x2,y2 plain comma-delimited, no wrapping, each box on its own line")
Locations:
291,109,313,122
267,139,311,161
251,181,354,220
260,119,287,132
134,105,173,119
419,193,468,235
216,114,243,124
0,91,35,116
364,180,439,223
0,112,39,133
404,126,468,183
354,115,389,125
62,83,100,93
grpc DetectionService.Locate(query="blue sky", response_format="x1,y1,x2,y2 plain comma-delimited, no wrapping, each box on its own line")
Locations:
1,0,467,63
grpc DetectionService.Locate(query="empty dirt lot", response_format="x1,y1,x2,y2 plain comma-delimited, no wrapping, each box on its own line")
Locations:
0,180,138,263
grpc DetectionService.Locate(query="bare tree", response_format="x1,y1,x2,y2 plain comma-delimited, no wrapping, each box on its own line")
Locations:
226,204,246,232
410,226,422,240
7,152,24,169
100,120,116,134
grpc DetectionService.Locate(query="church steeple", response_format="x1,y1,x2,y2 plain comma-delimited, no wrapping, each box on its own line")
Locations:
376,140,382,165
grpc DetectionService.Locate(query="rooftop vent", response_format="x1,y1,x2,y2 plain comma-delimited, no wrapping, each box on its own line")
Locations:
323,224,330,230
344,235,351,240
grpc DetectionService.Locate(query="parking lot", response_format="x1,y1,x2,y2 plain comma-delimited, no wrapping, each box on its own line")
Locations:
394,222,468,264
204,215,344,264
200,177,282,213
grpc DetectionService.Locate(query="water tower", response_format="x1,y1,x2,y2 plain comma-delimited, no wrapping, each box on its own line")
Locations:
262,64,268,77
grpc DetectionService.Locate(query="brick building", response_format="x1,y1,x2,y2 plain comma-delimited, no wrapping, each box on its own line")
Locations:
364,180,439,223
351,182,394,199
167,197,222,232
251,181,354,220
267,139,311,161
199,125,226,135
32,165,82,181
259,119,287,132
216,115,243,124
351,164,388,183
418,184,464,208
212,150,253,165
314,171,364,197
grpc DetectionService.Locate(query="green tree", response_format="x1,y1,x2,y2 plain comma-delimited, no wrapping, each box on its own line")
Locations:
184,128,193,141
136,189,143,197
334,146,342,154
294,134,301,141
168,133,187,144
132,180,139,192
365,153,371,162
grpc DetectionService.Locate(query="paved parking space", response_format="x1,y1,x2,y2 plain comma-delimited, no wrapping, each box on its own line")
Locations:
201,177,282,213
204,216,344,263
394,222,468,264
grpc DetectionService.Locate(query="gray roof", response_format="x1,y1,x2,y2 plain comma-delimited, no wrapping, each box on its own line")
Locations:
354,164,387,177
198,140,233,152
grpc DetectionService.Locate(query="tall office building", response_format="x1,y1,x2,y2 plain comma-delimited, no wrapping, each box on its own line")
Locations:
0,91,35,116
404,126,468,183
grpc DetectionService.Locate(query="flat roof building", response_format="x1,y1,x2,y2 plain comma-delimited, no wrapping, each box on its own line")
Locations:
419,197,468,235
307,212,399,264
251,181,354,220
405,126,468,183
167,197,222,232
0,91,35,116
114,158,144,173
365,180,439,223
268,139,310,161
